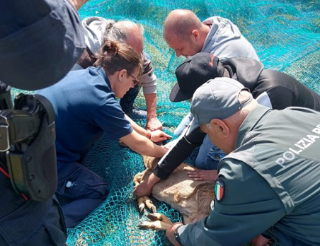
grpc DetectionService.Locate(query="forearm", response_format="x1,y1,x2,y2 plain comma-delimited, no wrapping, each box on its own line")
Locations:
125,114,149,137
131,136,166,158
166,223,184,246
134,168,161,198
145,93,157,120
146,173,161,188
122,131,165,158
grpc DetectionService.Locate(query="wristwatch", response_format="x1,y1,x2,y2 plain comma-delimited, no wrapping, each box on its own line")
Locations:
174,225,183,245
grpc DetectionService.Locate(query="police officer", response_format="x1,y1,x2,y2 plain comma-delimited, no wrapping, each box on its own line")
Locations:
166,78,320,245
0,0,86,244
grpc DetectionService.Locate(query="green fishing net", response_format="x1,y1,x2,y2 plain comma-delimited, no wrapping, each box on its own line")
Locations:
12,0,320,245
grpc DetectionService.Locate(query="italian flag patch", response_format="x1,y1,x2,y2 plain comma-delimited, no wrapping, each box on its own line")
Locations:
215,179,225,201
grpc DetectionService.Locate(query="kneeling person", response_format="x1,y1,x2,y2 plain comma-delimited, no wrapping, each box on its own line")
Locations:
170,52,320,179
166,78,320,245
37,41,170,228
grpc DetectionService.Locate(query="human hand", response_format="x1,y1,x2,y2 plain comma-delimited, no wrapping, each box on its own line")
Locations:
146,117,163,131
150,130,172,143
134,181,152,198
166,222,184,246
134,173,160,198
188,170,218,181
251,234,273,246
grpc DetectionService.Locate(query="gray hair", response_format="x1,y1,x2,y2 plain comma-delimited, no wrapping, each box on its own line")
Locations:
104,20,144,43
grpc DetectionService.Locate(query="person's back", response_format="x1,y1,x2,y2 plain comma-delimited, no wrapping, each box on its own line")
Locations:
37,67,119,163
223,106,320,245
220,57,320,110
255,69,320,110
169,79,320,246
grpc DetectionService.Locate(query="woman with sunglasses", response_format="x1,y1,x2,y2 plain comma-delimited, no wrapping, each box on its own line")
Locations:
36,41,171,228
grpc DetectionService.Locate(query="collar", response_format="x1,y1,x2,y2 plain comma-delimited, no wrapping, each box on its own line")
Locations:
95,66,111,87
235,105,271,148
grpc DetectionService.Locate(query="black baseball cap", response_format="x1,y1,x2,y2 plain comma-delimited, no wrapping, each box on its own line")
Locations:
0,0,85,90
169,52,226,102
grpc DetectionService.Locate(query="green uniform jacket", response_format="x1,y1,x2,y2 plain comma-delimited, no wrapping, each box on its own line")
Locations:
179,105,320,246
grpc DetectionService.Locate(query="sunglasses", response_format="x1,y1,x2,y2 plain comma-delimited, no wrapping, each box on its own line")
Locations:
129,73,140,86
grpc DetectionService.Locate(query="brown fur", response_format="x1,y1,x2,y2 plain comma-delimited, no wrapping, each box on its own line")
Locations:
134,156,215,224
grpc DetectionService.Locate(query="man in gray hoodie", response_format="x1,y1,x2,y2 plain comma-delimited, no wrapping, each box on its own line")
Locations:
163,9,259,61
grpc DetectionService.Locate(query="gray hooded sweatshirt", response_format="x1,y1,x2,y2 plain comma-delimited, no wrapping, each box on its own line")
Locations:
202,16,259,61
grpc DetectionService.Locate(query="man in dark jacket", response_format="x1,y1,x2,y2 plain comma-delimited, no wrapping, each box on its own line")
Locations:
135,52,320,197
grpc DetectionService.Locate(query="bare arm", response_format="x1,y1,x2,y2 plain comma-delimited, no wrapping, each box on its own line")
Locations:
120,130,168,158
125,114,171,142
125,114,149,136
145,93,163,131
134,172,161,198
166,223,184,246
134,127,206,198
134,132,201,198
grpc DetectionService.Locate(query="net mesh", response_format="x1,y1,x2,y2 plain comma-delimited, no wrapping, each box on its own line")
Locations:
12,0,319,245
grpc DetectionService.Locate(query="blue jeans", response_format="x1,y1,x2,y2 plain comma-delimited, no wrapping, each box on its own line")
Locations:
195,135,225,170
120,84,140,114
175,113,225,170
56,161,108,228
174,112,193,136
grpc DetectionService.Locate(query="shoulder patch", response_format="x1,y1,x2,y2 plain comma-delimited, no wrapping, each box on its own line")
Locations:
215,179,225,201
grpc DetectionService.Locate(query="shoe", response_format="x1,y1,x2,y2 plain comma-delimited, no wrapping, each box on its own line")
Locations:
127,108,147,119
